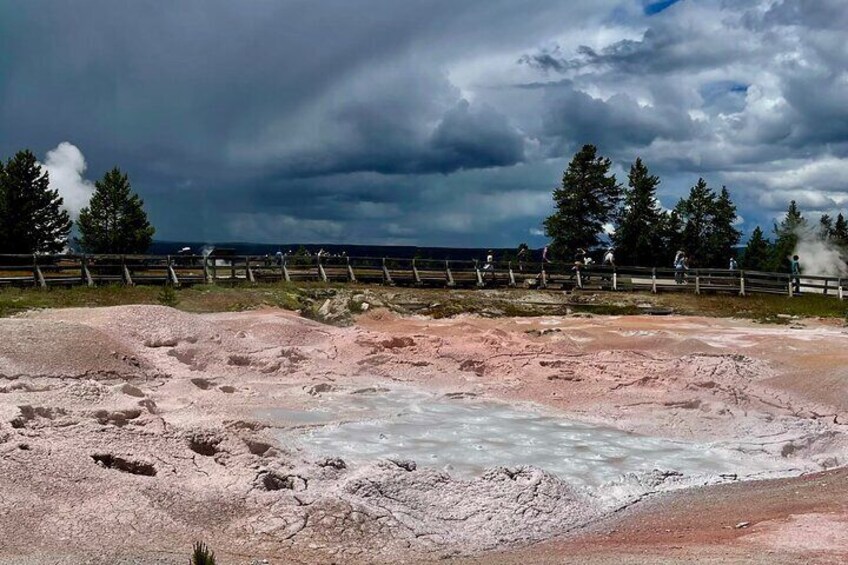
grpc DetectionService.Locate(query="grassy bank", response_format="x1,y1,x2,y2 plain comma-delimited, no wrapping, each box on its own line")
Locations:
0,283,845,324
0,283,307,318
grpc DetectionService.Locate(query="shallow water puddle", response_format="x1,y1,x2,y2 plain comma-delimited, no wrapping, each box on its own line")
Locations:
277,388,792,487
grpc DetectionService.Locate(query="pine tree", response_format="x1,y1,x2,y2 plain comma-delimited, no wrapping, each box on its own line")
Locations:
543,144,621,258
658,209,684,264
742,226,771,271
0,160,5,247
709,186,742,264
675,178,713,267
0,150,72,253
770,200,806,271
833,213,848,249
613,158,664,266
77,167,155,254
674,179,741,267
819,214,834,241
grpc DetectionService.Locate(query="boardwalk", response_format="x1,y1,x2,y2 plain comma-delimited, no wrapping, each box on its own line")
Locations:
0,253,844,300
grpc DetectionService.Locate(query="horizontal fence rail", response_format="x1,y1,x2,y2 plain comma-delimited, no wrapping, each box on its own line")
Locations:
0,253,843,301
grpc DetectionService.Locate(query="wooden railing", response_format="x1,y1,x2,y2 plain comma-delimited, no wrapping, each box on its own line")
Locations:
0,254,843,300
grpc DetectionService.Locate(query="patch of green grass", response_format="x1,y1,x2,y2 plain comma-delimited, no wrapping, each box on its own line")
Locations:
655,292,847,321
157,284,179,307
0,282,310,318
0,282,845,324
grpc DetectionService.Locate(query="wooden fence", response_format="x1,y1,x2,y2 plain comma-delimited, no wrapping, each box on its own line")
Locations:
0,253,843,300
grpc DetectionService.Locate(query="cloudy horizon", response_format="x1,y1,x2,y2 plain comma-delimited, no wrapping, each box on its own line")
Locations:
2,0,846,247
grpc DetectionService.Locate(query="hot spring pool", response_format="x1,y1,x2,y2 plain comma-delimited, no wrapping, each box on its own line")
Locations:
274,387,793,487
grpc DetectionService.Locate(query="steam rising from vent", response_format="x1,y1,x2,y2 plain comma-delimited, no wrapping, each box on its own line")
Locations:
794,226,848,277
39,142,95,219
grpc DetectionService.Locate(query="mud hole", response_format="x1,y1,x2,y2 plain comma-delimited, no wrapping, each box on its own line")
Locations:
91,453,157,476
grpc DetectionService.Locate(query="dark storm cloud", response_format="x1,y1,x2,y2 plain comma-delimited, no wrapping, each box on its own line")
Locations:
538,81,701,155
276,97,525,178
1,0,847,246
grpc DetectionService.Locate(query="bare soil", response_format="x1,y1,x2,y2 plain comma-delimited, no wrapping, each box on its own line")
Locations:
0,298,846,563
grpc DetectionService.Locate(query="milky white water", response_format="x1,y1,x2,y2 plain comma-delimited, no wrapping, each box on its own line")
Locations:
276,388,796,488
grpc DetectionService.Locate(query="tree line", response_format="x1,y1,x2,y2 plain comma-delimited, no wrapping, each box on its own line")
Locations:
544,144,848,271
0,149,154,255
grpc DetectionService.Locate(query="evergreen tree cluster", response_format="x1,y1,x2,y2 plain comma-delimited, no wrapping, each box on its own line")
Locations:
0,149,154,254
544,144,847,271
0,150,72,254
544,144,742,268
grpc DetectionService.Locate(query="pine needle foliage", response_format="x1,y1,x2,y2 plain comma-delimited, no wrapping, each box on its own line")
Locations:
191,541,216,565
77,167,154,254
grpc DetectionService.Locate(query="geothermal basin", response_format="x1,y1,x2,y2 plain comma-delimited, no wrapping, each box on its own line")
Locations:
1,301,847,564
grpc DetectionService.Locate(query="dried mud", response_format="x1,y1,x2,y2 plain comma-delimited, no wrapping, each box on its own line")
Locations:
0,304,847,564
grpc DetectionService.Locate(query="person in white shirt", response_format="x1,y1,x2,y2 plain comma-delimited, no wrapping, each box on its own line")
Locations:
603,247,615,266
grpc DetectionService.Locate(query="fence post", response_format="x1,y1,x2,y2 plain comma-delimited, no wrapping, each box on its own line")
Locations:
695,269,701,294
787,274,793,297
82,256,94,287
246,256,255,283
651,268,657,293
122,256,134,286
318,256,328,282
575,267,583,290
445,260,455,287
475,260,484,287
167,255,180,286
508,261,516,287
739,270,746,296
347,257,357,283
540,266,547,289
382,258,393,285
33,255,46,288
823,278,829,296
282,254,291,282
612,268,618,291
411,258,421,285
838,278,844,300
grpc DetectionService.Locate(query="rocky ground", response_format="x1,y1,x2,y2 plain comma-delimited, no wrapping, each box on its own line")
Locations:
0,294,847,563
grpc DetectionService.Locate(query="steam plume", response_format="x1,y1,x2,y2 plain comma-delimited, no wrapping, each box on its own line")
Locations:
40,142,95,219
794,225,848,277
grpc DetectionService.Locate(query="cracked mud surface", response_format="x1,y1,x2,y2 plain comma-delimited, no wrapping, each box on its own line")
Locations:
1,304,847,563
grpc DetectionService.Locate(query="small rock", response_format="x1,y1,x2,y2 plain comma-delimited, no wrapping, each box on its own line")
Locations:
735,521,750,529
305,383,335,396
388,459,416,472
119,384,145,398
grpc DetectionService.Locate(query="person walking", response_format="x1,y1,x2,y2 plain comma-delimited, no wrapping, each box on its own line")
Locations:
603,247,615,266
483,250,494,277
574,248,587,265
674,252,688,284
729,257,738,270
516,246,527,272
790,254,801,294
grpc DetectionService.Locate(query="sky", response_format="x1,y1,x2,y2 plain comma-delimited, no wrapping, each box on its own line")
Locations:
1,0,847,247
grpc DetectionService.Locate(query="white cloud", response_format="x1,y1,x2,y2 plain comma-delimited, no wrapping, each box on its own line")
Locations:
39,142,94,219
